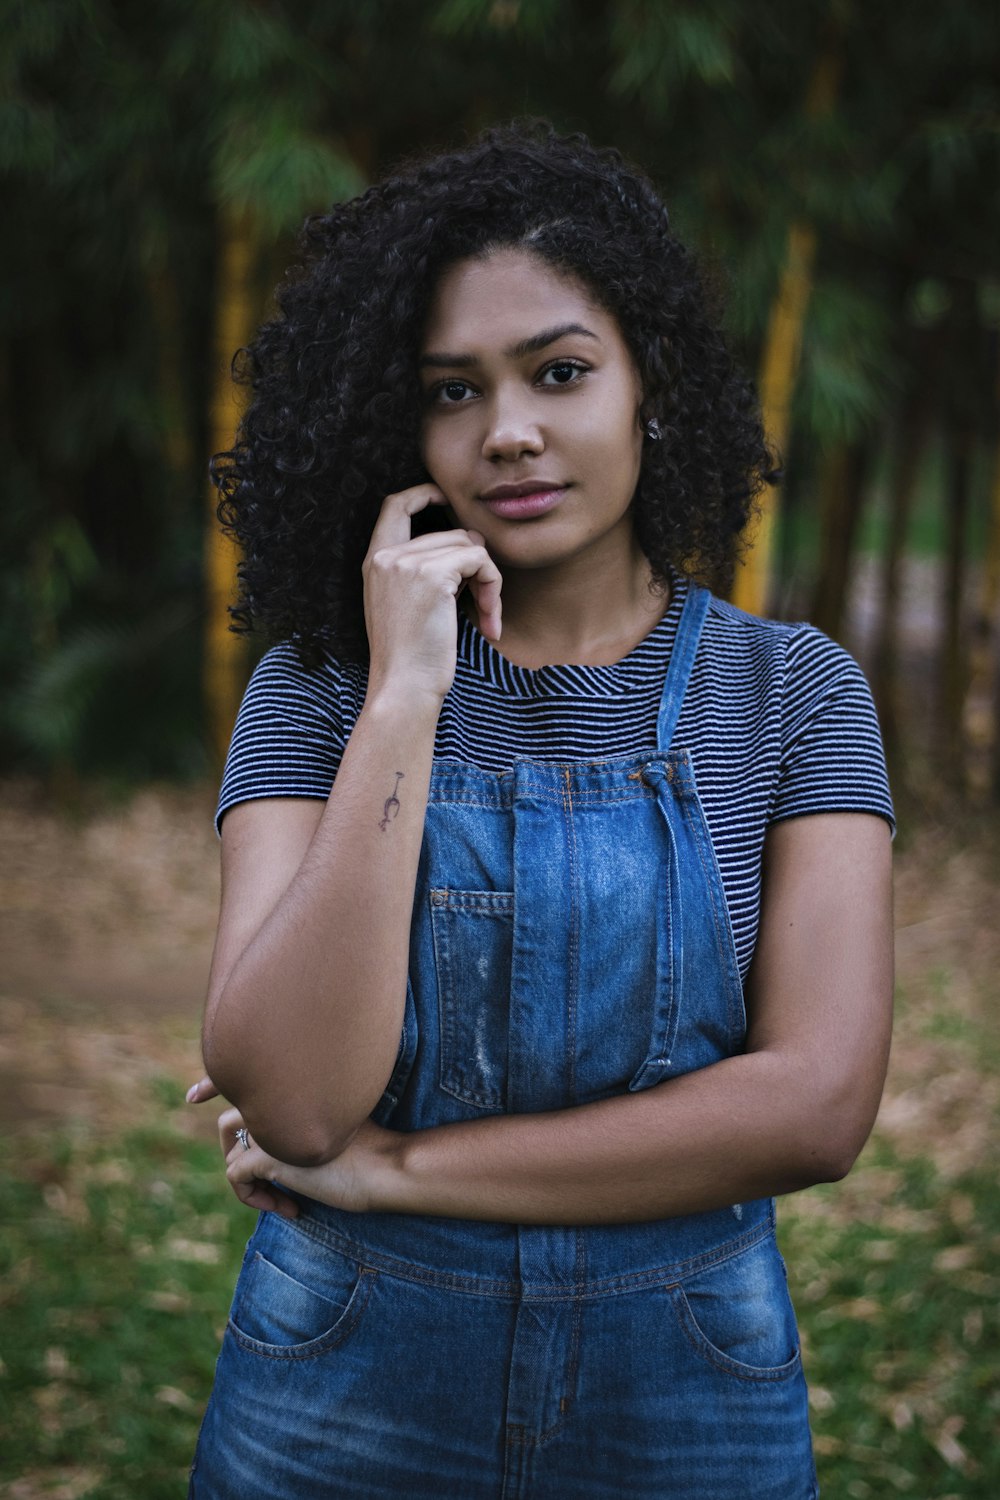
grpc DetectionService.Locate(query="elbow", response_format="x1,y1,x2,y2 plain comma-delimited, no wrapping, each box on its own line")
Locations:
806,1139,861,1186
201,1029,364,1167
227,1091,362,1168
797,1102,878,1187
251,1122,360,1170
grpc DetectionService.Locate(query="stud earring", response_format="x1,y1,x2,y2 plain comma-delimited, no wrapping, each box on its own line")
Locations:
645,418,662,441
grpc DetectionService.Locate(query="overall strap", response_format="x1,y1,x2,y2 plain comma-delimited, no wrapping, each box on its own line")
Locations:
656,583,710,750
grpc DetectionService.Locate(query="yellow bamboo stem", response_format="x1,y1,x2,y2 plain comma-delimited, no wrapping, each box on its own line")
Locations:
729,38,841,617
204,204,257,768
730,220,818,614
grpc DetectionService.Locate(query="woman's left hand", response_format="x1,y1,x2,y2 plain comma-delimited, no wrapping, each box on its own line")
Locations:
188,1074,403,1218
219,1108,401,1217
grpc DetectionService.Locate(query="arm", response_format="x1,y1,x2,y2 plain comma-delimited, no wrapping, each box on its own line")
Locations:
225,811,892,1220
201,486,502,1166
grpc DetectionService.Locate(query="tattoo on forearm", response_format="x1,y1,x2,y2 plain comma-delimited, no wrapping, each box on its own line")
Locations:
379,771,405,831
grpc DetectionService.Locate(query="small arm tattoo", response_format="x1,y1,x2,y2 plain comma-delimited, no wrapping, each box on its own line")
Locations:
379,771,405,831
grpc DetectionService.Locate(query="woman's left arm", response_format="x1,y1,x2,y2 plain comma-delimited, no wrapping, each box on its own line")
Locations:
223,812,893,1224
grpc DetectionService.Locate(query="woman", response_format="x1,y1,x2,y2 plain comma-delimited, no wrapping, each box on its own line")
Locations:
187,122,894,1499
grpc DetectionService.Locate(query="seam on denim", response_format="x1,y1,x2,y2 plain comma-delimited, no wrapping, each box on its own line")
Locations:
679,782,745,1035
290,1215,774,1300
431,888,510,1109
226,1266,377,1361
563,767,579,1102
532,1287,584,1445
668,1284,804,1384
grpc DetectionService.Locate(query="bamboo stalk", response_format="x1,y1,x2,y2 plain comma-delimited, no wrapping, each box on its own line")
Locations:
203,204,257,768
729,40,841,617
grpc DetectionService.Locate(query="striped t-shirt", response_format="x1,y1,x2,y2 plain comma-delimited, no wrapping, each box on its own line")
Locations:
217,572,894,981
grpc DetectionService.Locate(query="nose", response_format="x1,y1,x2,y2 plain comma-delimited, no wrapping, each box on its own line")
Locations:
481,386,544,462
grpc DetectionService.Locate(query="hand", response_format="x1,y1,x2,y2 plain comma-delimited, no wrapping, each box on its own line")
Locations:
363,484,503,702
218,1107,403,1218
185,1075,295,1216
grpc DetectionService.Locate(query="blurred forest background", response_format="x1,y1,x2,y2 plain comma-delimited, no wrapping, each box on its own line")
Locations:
4,0,1000,796
3,2,1000,1497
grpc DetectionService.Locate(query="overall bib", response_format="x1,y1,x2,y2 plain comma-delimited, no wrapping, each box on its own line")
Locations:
190,586,818,1499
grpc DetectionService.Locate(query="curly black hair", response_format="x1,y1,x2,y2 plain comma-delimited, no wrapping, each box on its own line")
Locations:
214,119,773,664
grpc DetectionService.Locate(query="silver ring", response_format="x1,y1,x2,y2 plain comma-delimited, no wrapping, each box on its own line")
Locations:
235,1126,251,1152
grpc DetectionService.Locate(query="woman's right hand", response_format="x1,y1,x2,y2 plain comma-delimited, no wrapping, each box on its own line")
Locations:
363,485,502,703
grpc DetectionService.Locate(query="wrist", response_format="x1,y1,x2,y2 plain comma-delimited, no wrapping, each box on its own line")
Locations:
370,1125,419,1214
363,676,445,728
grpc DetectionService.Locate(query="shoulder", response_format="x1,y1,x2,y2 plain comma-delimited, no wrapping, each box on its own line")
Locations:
241,640,368,716
692,599,894,833
698,593,871,700
216,643,368,834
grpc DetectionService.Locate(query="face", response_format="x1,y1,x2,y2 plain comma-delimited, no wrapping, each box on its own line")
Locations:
418,249,645,576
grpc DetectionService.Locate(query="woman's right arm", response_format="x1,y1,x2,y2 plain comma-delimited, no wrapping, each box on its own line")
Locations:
201,486,501,1166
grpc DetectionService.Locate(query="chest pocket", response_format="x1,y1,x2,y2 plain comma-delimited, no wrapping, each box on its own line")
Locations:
430,888,513,1111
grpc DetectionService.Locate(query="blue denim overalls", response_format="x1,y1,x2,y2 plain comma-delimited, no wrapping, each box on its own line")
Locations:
190,585,818,1498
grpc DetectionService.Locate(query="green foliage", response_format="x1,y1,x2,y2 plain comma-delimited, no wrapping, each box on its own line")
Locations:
796,278,901,445
212,113,363,233
5,604,206,778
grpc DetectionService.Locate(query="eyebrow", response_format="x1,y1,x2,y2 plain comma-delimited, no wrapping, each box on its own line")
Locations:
418,322,600,370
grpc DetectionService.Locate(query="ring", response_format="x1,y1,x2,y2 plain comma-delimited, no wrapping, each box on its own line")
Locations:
236,1127,251,1152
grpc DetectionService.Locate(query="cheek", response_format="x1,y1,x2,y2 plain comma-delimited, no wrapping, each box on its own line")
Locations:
420,421,461,486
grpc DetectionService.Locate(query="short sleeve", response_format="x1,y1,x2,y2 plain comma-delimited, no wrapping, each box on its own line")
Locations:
214,643,352,834
771,626,895,834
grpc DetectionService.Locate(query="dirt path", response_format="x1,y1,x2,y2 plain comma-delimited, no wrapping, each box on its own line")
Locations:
1,780,220,1141
2,776,997,1162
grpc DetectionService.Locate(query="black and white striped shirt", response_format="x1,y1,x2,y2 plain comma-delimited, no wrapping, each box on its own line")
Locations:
217,573,894,980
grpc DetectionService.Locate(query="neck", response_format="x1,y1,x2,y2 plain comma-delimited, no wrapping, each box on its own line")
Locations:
472,532,669,670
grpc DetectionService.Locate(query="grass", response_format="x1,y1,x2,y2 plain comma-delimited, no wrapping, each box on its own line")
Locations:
0,1117,247,1500
1,1099,996,1498
779,1141,1000,1497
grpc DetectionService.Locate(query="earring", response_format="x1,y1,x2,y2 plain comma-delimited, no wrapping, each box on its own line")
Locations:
645,418,662,441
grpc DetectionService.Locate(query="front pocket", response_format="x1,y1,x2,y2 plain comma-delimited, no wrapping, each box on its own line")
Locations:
430,887,514,1110
666,1233,803,1382
228,1222,375,1359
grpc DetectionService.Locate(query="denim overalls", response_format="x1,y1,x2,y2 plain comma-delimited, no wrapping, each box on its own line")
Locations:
190,586,818,1499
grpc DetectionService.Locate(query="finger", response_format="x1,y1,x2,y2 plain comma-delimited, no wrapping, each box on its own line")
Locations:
225,1147,300,1217
370,527,484,559
229,1176,300,1218
463,537,503,639
469,578,503,641
186,1076,220,1103
218,1106,246,1157
367,536,503,610
367,485,447,554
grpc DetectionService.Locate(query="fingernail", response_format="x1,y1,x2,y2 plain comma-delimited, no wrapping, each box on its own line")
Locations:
185,1084,199,1102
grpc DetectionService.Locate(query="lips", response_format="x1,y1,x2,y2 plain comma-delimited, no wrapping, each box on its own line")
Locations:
478,481,569,520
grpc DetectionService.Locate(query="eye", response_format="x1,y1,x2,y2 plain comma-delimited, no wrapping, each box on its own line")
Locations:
538,359,588,387
428,378,477,406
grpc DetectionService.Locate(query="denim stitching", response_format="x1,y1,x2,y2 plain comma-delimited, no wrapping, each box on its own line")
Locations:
667,1283,804,1384
291,1214,774,1300
226,1266,378,1361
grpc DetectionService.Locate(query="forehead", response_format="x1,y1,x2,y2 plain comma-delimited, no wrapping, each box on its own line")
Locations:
421,248,613,350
